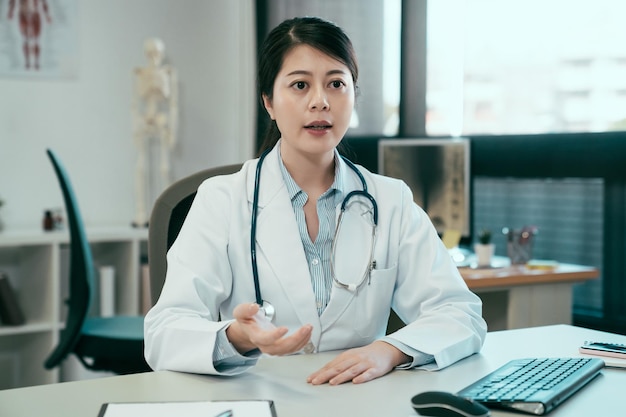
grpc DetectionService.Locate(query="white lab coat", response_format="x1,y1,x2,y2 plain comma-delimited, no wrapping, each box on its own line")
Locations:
144,146,487,375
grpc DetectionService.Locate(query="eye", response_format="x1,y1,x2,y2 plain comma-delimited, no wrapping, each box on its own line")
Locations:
330,80,345,89
292,81,307,90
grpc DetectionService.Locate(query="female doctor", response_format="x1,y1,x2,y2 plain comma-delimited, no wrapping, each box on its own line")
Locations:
144,16,487,385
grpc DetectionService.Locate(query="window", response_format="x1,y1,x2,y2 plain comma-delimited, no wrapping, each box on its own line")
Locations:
473,177,604,315
427,0,626,136
424,0,624,327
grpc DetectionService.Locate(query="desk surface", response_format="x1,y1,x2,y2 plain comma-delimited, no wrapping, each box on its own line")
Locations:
460,262,599,290
1,325,624,417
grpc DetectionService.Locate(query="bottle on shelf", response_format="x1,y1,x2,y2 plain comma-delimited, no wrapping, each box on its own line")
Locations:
43,210,55,231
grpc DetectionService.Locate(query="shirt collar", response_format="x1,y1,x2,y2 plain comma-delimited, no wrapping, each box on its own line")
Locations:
276,141,345,204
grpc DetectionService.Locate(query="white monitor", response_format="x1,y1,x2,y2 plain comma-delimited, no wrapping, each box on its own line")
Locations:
378,138,471,239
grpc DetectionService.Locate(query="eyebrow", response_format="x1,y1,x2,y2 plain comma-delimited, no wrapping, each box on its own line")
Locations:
285,69,348,77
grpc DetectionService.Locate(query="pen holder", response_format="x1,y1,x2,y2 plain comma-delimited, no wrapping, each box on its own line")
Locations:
503,227,537,265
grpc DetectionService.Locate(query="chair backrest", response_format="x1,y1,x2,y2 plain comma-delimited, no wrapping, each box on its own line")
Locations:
148,163,243,305
44,149,94,369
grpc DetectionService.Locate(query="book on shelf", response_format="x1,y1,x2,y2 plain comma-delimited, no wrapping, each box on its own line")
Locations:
0,272,26,326
99,265,116,317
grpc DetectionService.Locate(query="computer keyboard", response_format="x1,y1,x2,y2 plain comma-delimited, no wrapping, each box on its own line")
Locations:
457,357,604,415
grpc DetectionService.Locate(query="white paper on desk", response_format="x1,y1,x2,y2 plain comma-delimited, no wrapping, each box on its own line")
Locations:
98,400,276,417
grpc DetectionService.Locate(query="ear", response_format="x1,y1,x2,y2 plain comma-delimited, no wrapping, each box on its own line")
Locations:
262,94,275,120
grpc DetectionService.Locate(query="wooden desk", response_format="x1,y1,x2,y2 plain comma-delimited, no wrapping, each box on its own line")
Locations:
460,261,599,330
0,325,623,417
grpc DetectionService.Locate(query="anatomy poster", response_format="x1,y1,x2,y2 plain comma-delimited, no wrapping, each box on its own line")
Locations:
0,0,77,78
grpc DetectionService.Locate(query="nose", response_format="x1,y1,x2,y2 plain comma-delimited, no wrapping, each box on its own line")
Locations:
309,87,329,111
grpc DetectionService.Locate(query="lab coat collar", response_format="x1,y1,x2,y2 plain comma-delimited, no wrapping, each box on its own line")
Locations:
246,142,361,208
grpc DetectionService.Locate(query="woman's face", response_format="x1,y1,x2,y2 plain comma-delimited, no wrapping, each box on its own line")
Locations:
263,44,355,161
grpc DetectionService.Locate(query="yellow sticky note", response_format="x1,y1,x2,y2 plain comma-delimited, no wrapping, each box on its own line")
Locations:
442,229,461,249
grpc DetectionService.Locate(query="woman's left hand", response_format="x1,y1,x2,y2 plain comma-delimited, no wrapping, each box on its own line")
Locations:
306,341,411,385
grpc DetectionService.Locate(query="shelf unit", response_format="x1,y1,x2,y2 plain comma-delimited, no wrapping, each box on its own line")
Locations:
0,227,148,390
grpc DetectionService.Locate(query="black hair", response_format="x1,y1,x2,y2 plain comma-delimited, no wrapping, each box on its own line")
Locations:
257,16,359,155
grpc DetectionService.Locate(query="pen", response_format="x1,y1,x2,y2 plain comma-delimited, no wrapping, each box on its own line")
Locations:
214,410,233,417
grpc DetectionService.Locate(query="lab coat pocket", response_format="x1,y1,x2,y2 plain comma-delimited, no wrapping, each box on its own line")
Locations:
352,264,397,338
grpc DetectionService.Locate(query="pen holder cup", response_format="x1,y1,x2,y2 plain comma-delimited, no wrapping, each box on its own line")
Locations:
505,229,536,265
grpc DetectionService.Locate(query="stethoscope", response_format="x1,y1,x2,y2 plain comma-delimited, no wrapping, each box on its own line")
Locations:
251,148,378,321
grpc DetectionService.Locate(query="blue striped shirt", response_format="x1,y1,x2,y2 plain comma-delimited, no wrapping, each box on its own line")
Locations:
277,148,344,315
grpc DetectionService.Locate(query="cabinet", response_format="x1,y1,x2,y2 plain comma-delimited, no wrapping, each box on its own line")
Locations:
0,227,148,390
460,259,599,331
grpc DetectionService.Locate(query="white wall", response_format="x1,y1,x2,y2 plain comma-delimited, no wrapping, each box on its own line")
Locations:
0,0,255,230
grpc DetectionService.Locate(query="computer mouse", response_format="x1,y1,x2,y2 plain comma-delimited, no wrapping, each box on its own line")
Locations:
411,391,490,417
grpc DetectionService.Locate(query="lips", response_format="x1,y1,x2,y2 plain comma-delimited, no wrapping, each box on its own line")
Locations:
305,120,332,130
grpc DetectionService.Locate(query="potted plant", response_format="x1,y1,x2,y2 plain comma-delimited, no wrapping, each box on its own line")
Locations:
474,228,494,267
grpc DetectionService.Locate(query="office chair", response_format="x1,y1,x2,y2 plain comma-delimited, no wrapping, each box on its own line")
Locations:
148,163,243,305
44,149,151,374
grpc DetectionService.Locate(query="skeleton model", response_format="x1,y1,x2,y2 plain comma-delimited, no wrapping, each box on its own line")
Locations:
132,38,178,227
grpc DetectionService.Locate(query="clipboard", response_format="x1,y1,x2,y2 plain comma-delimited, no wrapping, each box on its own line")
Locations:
98,400,277,417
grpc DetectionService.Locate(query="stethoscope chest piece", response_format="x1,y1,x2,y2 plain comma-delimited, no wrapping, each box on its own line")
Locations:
260,300,275,322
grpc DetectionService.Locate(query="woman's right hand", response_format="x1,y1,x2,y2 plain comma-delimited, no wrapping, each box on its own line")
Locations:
226,303,313,355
